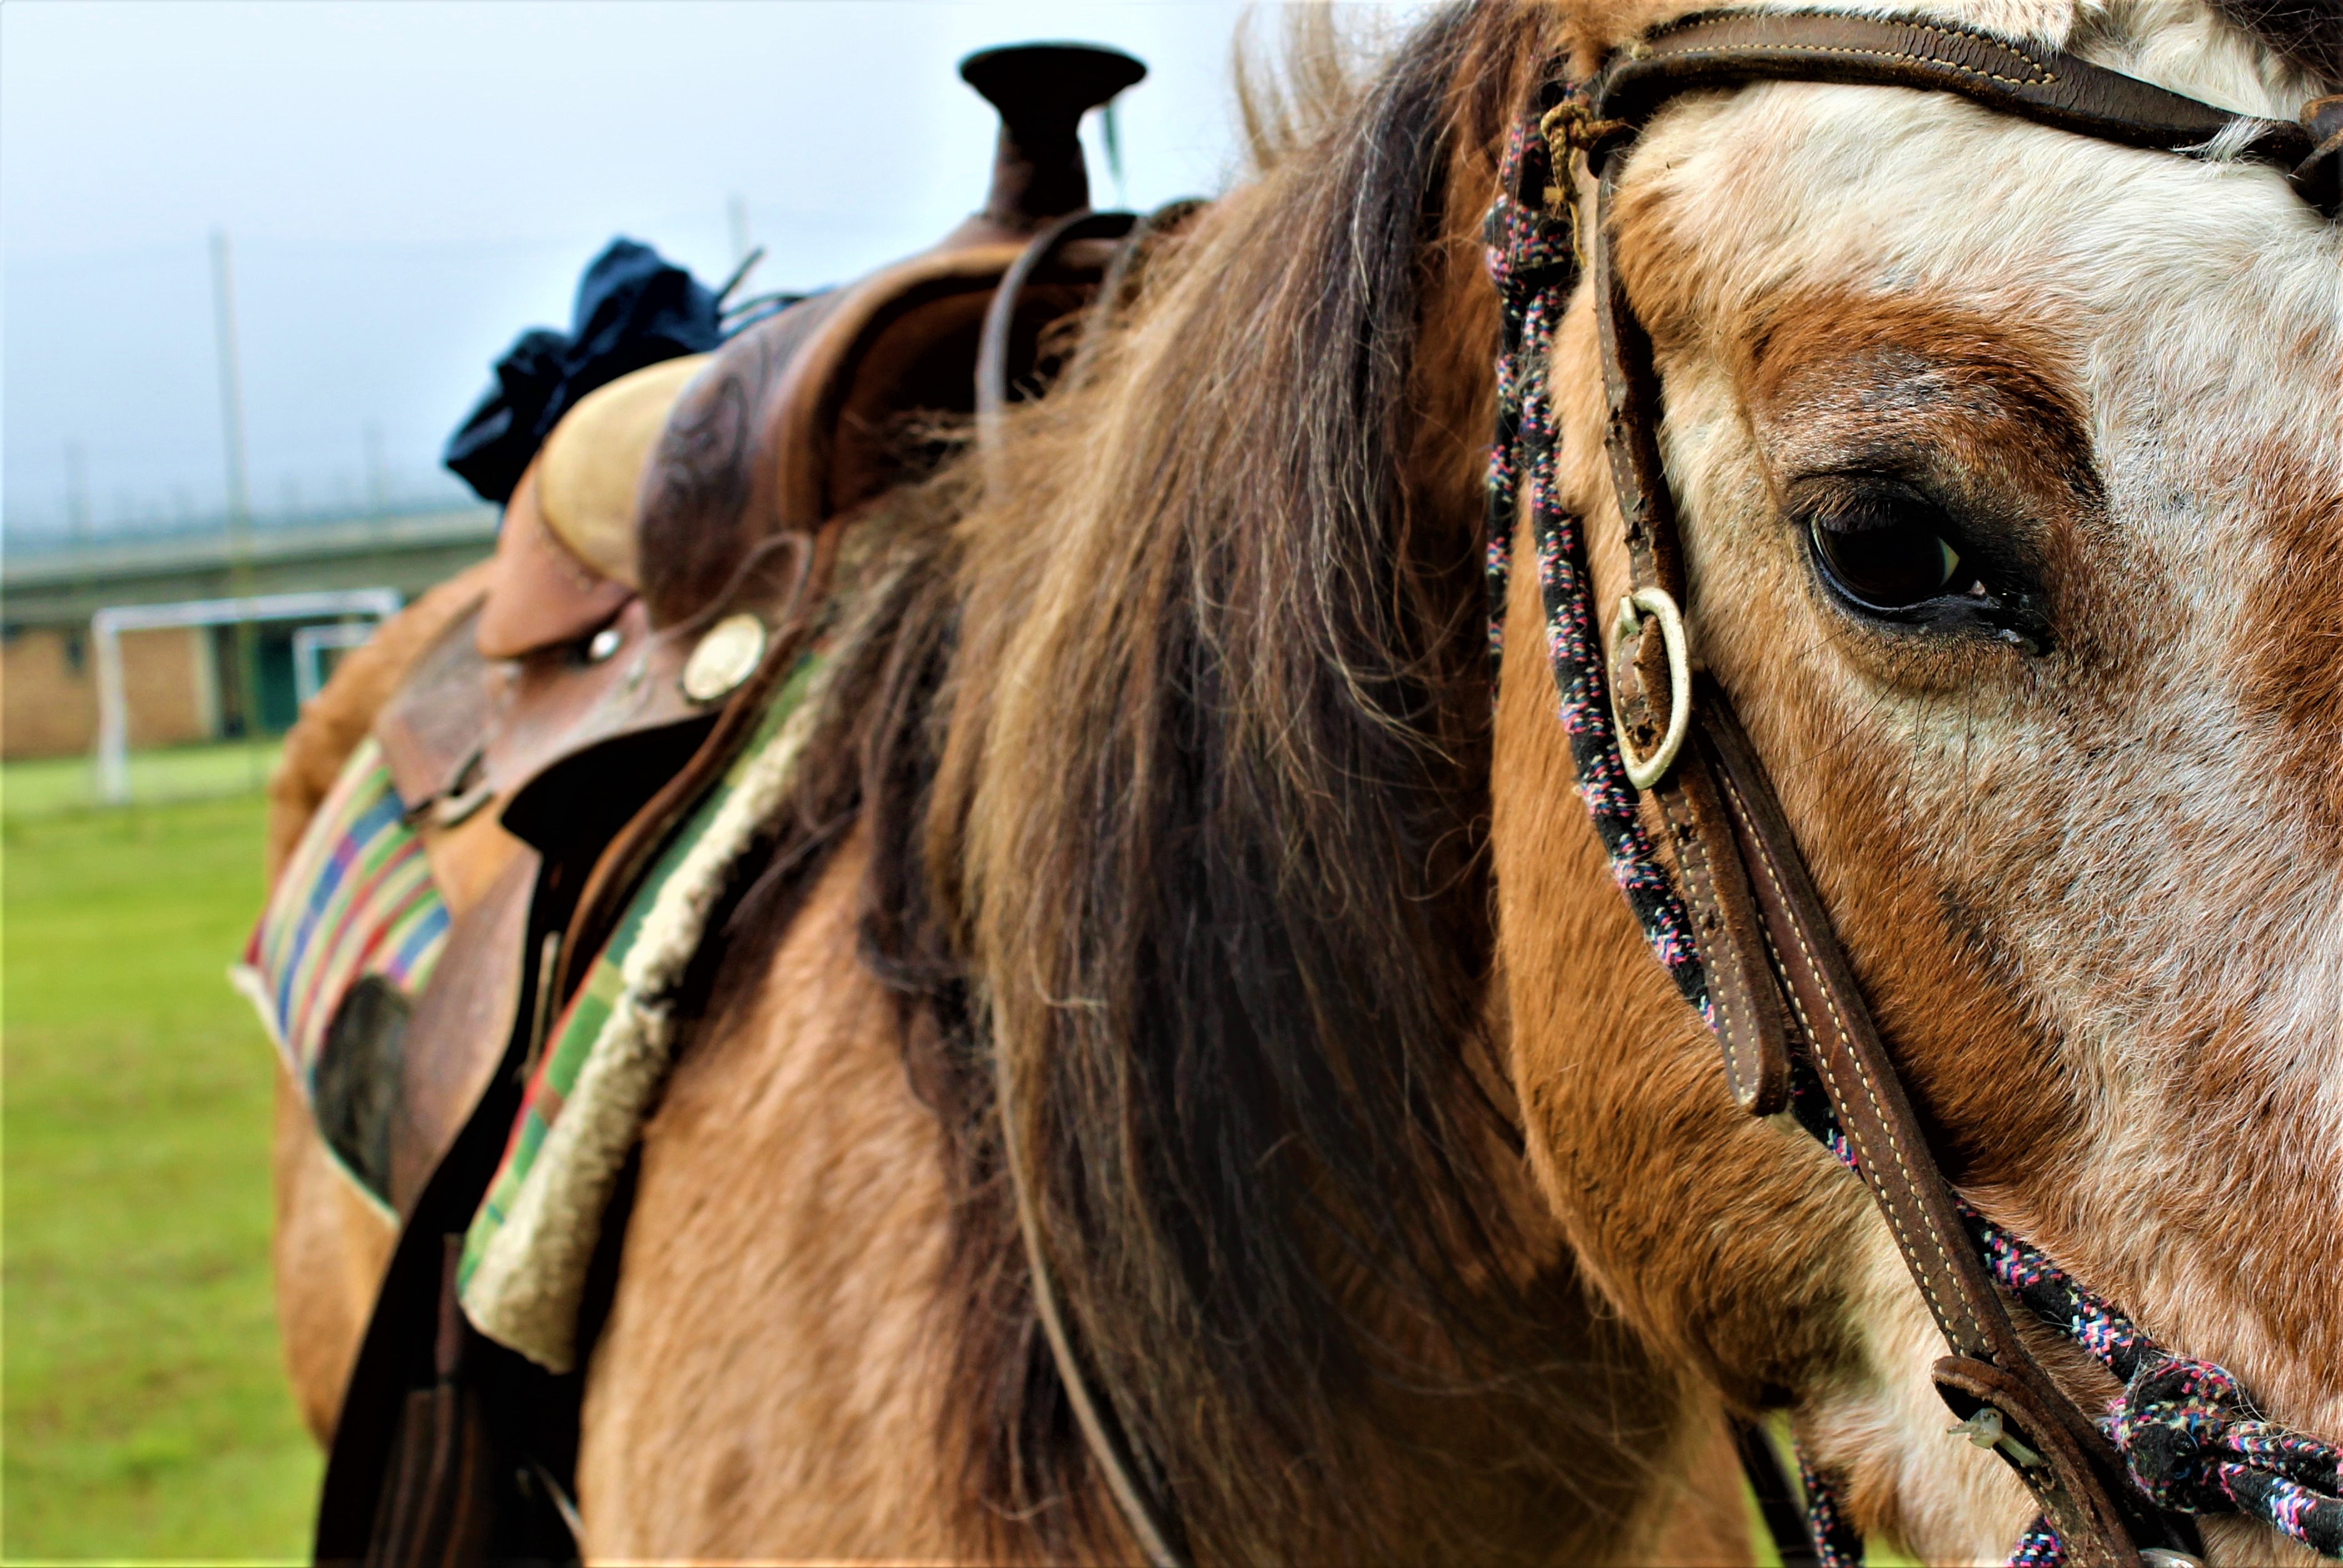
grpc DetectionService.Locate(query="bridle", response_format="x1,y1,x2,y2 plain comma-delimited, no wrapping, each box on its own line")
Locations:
1004,14,2343,1568
1486,13,2343,1568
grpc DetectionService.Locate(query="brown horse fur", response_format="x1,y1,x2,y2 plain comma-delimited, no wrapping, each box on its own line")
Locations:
267,0,2343,1560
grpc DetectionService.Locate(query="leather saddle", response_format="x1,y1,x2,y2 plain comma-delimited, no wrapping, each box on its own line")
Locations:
317,42,1166,1565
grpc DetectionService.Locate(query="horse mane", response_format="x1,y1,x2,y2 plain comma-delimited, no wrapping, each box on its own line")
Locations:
2212,0,2343,83
701,2,1670,1558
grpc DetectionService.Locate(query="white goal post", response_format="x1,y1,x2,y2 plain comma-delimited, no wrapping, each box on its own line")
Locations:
292,620,380,709
91,587,403,804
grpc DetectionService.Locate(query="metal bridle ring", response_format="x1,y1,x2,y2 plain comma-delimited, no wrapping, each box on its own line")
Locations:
1610,587,1691,790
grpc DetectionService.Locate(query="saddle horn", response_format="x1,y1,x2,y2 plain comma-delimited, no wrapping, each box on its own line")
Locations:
948,41,1146,247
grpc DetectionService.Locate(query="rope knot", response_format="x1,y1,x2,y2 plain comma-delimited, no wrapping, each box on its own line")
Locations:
2107,1357,2249,1514
2102,1357,2343,1557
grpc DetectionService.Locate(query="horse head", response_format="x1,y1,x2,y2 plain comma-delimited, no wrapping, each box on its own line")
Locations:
345,2,2339,1559
1494,0,2342,1559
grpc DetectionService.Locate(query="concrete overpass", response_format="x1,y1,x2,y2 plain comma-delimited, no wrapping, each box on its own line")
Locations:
3,504,496,630
1,504,497,758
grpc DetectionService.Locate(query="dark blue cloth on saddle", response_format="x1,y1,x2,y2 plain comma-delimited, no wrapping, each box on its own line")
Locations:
444,238,724,505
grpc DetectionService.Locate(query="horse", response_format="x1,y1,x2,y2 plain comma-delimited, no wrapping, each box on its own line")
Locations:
262,0,2343,1560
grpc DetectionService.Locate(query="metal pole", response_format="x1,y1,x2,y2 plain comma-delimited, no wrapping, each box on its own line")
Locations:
93,610,130,805
211,231,252,543
64,440,89,539
364,421,387,517
728,193,751,267
65,440,97,797
211,230,265,760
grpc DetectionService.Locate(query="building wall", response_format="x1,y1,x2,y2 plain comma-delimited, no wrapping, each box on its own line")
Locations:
1,628,94,758
1,625,216,760
119,626,213,750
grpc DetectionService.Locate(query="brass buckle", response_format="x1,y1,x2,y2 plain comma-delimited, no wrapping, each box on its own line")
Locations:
1610,587,1690,789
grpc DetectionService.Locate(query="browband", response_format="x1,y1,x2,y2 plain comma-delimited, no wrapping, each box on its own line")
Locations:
1582,10,2340,215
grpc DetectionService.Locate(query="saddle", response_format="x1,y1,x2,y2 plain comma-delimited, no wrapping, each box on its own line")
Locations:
311,43,1169,1565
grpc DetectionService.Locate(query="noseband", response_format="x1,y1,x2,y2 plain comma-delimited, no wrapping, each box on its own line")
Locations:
1490,13,2343,1568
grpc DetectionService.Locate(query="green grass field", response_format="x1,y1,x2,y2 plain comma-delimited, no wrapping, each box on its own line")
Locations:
4,750,319,1562
2,741,280,824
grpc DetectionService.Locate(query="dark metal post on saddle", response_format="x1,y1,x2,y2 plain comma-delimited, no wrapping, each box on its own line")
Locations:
948,43,1147,248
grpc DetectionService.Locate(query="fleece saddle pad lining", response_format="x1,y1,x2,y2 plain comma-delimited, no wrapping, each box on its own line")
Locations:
456,644,835,1373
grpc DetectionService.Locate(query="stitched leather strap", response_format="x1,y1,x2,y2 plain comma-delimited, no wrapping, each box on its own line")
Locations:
1588,10,2317,178
1589,170,2167,1559
1695,699,2175,1567
1592,165,1793,1116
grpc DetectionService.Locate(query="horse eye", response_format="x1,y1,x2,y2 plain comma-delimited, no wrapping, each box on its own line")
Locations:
1806,499,1965,611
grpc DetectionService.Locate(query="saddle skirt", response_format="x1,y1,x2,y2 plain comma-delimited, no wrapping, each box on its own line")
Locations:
457,570,859,1372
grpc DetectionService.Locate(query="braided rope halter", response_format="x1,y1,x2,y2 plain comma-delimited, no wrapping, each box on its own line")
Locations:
1482,84,2343,1568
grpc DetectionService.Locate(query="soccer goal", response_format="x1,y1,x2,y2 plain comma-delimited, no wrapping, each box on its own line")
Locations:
91,588,402,804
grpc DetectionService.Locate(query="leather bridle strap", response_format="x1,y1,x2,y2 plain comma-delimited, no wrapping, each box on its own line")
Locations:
1698,690,2173,1565
1589,163,2177,1566
1579,9,2333,211
1549,9,2343,1564
1588,156,1793,1119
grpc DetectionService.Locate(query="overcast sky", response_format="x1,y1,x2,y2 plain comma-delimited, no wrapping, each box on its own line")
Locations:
2,1,1396,545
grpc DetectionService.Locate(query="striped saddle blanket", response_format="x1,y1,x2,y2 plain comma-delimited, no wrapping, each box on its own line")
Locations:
235,740,451,1211
238,631,837,1373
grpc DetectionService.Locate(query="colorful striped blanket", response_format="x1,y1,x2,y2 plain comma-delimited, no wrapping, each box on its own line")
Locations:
235,738,450,1210
241,557,860,1370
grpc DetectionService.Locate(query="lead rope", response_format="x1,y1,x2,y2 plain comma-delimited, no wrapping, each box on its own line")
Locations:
1786,1061,2343,1564
1484,89,2343,1568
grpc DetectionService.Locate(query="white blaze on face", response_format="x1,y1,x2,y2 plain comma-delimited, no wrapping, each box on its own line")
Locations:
1563,0,2342,1555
